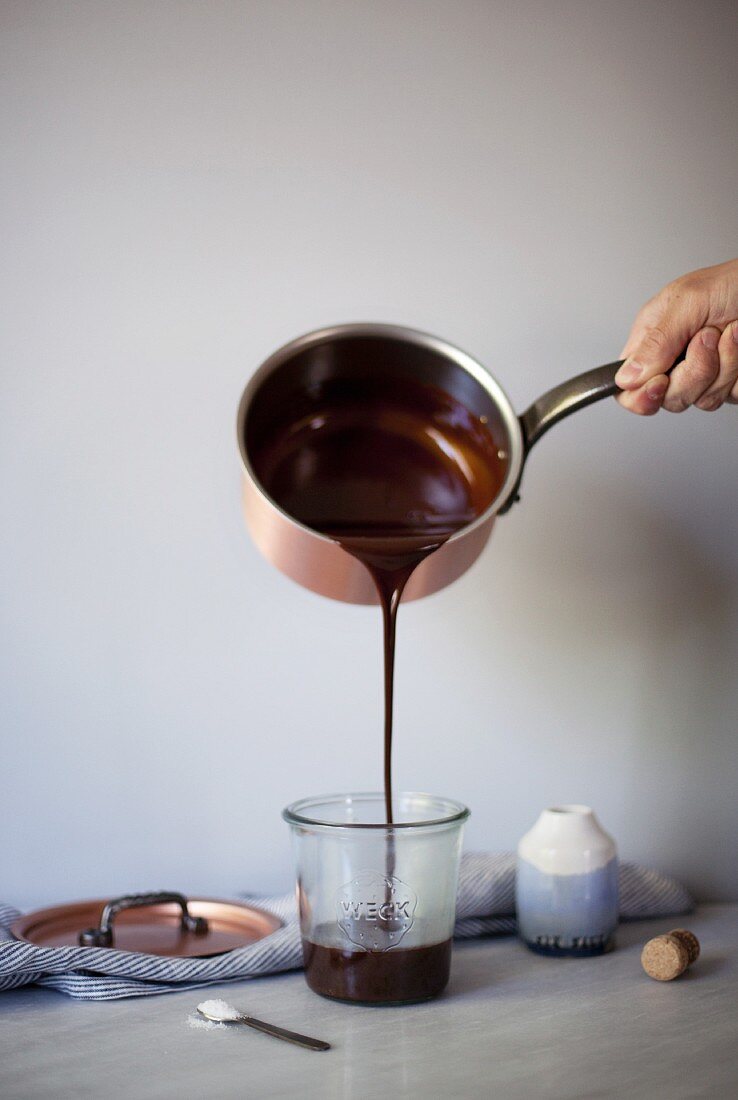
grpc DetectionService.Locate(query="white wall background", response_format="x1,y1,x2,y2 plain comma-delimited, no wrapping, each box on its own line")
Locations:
2,0,737,909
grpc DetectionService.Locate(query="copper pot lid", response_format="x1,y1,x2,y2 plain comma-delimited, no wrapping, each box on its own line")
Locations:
10,890,282,958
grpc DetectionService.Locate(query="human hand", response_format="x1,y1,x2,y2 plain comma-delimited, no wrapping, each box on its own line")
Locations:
615,258,738,415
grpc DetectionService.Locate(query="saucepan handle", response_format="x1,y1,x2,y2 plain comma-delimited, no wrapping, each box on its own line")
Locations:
498,360,624,514
520,359,624,452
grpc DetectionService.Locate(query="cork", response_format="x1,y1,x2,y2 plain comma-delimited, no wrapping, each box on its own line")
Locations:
668,928,700,965
641,929,701,981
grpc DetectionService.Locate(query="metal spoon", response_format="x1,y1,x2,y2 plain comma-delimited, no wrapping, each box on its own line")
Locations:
196,1005,330,1052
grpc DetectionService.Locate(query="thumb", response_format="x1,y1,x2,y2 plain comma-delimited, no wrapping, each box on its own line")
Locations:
615,283,701,390
615,316,690,389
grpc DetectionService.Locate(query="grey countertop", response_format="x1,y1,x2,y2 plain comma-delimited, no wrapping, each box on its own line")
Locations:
1,905,736,1100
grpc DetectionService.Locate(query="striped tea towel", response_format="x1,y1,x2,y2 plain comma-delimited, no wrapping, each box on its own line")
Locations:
0,853,692,1000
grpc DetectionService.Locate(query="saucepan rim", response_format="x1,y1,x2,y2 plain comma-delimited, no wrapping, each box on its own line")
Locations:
236,322,525,547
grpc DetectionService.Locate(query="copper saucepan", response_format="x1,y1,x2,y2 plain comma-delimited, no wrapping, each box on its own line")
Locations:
236,323,623,604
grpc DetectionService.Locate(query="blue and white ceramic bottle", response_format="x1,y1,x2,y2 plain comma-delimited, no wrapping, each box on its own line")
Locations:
516,804,618,956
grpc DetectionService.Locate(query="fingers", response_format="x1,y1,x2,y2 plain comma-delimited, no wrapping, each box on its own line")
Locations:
617,321,738,415
616,283,699,391
661,326,721,413
615,261,738,415
697,320,738,409
615,374,669,416
615,322,686,391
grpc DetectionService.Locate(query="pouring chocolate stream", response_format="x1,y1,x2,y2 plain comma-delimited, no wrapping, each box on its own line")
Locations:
249,373,505,822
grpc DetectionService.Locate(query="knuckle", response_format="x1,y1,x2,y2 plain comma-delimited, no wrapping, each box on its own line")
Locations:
673,273,699,296
689,357,719,384
659,277,693,312
641,325,671,353
719,325,738,364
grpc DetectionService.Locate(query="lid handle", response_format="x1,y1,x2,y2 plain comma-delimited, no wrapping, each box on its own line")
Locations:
78,891,209,947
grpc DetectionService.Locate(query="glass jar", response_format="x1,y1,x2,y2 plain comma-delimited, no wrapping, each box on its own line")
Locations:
283,792,469,1005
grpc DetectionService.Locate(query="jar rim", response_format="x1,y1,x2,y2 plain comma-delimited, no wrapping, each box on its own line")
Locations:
282,791,470,831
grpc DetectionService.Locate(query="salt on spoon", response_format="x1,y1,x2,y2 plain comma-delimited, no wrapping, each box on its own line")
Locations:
198,999,241,1021
196,999,330,1051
